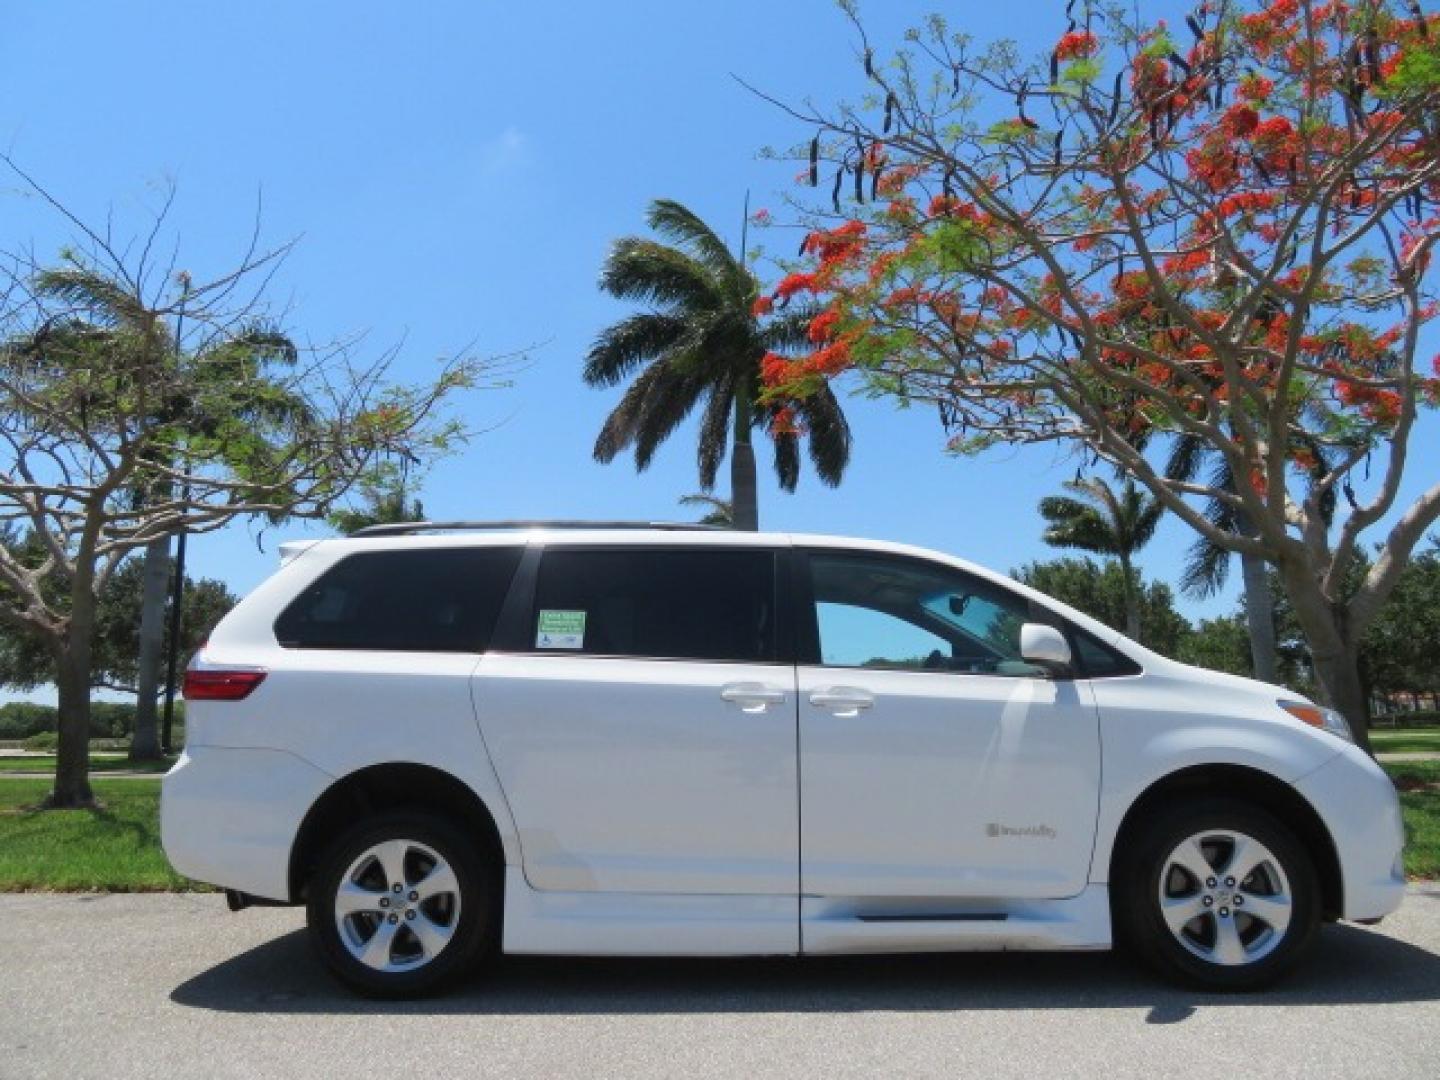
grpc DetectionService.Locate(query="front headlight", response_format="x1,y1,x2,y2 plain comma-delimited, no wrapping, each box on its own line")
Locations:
1278,700,1356,743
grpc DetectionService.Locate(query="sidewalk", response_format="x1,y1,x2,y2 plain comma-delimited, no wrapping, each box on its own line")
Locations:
1379,752,1440,762
0,748,172,780
0,771,163,779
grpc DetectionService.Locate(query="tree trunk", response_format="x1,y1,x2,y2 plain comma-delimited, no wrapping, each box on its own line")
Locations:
51,615,96,809
1239,552,1278,684
129,535,171,761
730,383,759,532
1311,644,1372,755
1279,565,1372,754
1119,555,1142,641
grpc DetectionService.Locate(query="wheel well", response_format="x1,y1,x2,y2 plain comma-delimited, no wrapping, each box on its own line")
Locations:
288,763,504,902
1109,764,1343,921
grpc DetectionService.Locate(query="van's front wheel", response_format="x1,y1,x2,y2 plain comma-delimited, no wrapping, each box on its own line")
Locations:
1116,800,1319,991
306,811,493,997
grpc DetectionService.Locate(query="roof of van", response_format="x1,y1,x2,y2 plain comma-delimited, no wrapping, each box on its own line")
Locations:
328,525,931,553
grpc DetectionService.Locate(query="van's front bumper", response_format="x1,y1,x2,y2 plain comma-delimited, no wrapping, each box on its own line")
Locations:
1295,745,1407,922
161,746,332,902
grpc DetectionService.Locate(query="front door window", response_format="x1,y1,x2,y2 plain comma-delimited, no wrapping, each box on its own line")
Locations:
808,551,1045,677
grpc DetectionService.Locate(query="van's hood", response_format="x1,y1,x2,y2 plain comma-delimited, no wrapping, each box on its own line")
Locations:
1139,648,1312,707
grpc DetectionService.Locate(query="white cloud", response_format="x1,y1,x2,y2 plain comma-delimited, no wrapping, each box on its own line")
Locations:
476,126,530,177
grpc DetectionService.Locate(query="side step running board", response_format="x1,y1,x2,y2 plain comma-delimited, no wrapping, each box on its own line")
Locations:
857,913,1009,923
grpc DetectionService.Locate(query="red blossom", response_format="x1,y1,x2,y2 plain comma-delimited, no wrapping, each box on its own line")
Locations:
883,198,917,222
770,406,801,436
867,251,900,283
876,171,909,197
1221,105,1260,139
801,334,856,378
1217,191,1279,217
1332,376,1401,425
751,296,774,318
760,352,791,388
807,308,842,343
1162,250,1211,275
801,221,867,266
1238,74,1275,102
1251,116,1297,151
1055,30,1099,61
927,194,984,224
774,272,817,301
1239,0,1300,58
882,286,928,308
1186,139,1242,191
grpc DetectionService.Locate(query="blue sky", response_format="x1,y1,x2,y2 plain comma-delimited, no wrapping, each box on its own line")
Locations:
2,0,1436,645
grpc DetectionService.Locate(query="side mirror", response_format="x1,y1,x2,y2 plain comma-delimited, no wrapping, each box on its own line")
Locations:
1020,623,1073,676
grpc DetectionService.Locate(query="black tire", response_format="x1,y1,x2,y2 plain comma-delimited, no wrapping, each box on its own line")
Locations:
305,810,496,998
1114,798,1319,991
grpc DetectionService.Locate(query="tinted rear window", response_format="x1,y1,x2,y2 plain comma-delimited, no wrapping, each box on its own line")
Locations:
274,547,523,652
530,547,777,662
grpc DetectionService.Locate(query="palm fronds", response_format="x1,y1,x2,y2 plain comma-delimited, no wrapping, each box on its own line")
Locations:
1040,477,1162,558
586,199,853,524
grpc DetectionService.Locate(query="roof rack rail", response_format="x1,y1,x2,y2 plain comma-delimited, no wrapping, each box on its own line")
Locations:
348,519,730,538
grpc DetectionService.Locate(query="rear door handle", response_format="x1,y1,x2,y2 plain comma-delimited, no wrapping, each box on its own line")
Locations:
809,688,875,717
720,683,788,713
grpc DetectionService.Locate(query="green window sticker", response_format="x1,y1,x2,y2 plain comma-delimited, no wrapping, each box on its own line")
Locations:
536,609,586,649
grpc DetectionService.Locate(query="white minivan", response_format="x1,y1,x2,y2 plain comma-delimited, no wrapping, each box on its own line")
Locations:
161,523,1405,997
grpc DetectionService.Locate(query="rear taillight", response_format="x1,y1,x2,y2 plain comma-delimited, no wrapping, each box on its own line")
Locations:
183,669,267,701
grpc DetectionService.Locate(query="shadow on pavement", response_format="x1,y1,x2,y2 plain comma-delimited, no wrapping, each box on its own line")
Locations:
171,918,1440,1019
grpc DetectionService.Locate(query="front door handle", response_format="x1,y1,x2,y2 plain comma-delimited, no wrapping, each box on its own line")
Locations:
809,688,875,717
720,683,788,713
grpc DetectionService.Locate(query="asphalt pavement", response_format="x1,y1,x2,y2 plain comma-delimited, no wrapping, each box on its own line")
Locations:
1,887,1438,1079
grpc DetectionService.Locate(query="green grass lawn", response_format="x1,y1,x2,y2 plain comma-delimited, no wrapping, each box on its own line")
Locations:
0,755,173,775
0,778,201,891
1386,760,1440,880
0,762,1436,891
1370,726,1440,754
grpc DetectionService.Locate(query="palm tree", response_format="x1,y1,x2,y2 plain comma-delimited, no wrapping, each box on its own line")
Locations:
329,479,425,534
1039,477,1163,641
1165,437,1278,681
678,493,733,527
1165,432,1337,685
24,264,302,760
584,199,851,530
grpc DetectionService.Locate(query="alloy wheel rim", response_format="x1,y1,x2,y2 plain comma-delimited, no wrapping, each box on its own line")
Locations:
334,839,462,973
1157,829,1292,967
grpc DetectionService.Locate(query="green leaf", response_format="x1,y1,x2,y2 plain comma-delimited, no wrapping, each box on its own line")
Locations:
1060,58,1102,86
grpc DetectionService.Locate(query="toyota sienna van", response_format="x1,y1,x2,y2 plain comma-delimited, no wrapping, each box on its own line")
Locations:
161,522,1405,997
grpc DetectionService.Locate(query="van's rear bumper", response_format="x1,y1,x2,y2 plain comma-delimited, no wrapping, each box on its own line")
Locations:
161,746,332,902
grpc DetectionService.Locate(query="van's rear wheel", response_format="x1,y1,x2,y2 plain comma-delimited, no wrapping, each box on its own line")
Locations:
306,811,493,997
1116,800,1319,991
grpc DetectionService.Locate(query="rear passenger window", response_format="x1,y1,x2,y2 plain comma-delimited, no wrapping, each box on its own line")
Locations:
274,547,523,652
531,548,777,662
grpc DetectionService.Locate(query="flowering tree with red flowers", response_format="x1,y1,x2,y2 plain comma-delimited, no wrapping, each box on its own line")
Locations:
758,0,1440,748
